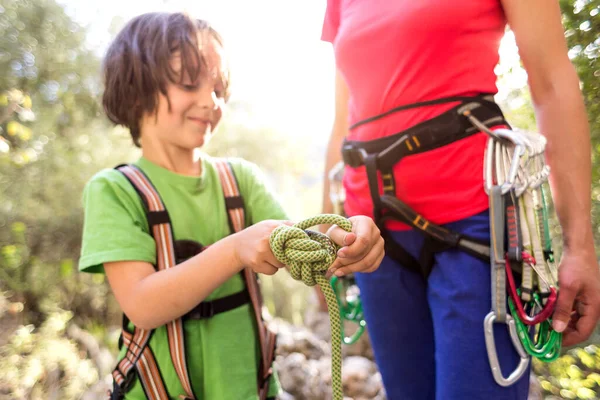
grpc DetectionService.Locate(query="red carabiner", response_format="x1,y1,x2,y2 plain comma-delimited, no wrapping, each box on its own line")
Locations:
505,252,557,325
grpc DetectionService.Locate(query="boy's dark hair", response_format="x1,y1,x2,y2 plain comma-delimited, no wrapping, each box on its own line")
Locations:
102,12,229,147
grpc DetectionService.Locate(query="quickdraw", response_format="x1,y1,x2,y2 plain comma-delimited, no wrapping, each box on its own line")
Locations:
481,121,561,385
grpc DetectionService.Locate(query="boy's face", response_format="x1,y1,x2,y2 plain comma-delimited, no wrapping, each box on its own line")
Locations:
140,37,226,150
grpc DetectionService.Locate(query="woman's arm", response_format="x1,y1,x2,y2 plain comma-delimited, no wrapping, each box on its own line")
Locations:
502,0,600,346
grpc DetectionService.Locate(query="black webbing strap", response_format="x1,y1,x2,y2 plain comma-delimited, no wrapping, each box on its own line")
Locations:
348,94,498,131
225,195,244,210
184,289,251,320
345,96,505,278
147,211,170,226
342,96,506,169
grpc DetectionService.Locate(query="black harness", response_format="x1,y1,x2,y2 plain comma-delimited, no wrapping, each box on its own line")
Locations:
341,94,509,278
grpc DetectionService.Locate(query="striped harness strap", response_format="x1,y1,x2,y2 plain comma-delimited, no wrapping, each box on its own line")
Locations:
110,160,276,400
112,164,195,400
213,160,277,400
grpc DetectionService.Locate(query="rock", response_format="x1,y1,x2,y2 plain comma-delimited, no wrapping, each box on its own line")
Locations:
528,373,543,400
303,309,374,360
342,357,381,399
275,329,329,360
273,316,385,400
278,391,295,400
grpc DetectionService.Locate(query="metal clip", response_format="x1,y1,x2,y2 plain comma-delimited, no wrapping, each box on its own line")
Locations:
484,130,528,195
484,312,530,387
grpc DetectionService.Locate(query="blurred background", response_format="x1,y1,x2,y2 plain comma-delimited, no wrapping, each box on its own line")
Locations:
1,0,599,398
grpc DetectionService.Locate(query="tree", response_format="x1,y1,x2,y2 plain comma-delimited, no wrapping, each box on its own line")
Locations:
560,0,600,247
0,0,132,328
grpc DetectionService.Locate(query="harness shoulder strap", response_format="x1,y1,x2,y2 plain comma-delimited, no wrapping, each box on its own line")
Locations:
113,164,196,400
213,158,277,400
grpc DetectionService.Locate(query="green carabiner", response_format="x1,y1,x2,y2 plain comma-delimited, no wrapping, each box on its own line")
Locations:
508,291,562,362
330,275,366,345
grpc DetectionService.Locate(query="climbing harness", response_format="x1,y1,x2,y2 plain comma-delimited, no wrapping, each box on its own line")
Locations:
269,214,354,400
341,95,501,278
335,94,562,387
108,160,276,400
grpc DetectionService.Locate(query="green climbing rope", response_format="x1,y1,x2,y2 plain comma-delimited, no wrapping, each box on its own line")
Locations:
270,214,352,400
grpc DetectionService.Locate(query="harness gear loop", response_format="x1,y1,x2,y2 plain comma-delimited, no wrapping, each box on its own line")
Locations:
270,214,353,400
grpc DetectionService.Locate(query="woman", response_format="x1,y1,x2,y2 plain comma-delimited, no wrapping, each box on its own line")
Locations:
320,1,600,399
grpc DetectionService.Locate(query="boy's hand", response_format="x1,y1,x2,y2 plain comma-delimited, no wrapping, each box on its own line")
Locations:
325,215,384,278
234,220,292,275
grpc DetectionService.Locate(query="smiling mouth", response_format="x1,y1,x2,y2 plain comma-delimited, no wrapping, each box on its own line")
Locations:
188,117,211,127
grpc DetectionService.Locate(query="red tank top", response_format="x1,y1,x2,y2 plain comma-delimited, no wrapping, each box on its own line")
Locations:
322,0,507,229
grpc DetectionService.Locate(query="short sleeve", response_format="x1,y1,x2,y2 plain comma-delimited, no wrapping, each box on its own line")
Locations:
78,169,156,274
321,0,341,43
230,159,288,224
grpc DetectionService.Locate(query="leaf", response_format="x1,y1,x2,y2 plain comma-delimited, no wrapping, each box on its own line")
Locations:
60,259,74,278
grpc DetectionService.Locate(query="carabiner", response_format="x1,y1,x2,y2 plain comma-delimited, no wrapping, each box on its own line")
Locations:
484,311,530,387
484,129,528,195
492,129,528,195
508,294,562,362
330,275,367,345
505,255,557,325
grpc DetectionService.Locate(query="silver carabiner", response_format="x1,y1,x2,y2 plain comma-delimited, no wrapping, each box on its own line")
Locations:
484,137,496,194
483,130,527,195
484,312,530,387
492,129,528,195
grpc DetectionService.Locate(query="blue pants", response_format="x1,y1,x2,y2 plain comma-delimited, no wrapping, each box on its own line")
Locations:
354,211,530,400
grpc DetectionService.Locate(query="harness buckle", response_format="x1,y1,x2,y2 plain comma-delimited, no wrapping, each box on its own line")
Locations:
457,101,482,115
412,215,430,231
341,144,368,168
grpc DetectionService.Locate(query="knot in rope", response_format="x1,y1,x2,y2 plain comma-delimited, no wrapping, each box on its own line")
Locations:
269,214,352,400
270,215,352,286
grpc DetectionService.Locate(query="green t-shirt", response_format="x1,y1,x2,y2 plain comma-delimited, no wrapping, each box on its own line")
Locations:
79,155,287,400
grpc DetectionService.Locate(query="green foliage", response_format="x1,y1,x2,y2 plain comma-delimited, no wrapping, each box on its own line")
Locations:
560,0,600,245
534,345,600,399
0,0,103,165
0,306,99,399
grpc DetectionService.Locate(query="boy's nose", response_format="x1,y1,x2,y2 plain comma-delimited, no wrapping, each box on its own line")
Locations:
197,89,221,110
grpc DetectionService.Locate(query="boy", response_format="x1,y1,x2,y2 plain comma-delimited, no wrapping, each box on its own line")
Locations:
79,12,384,400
